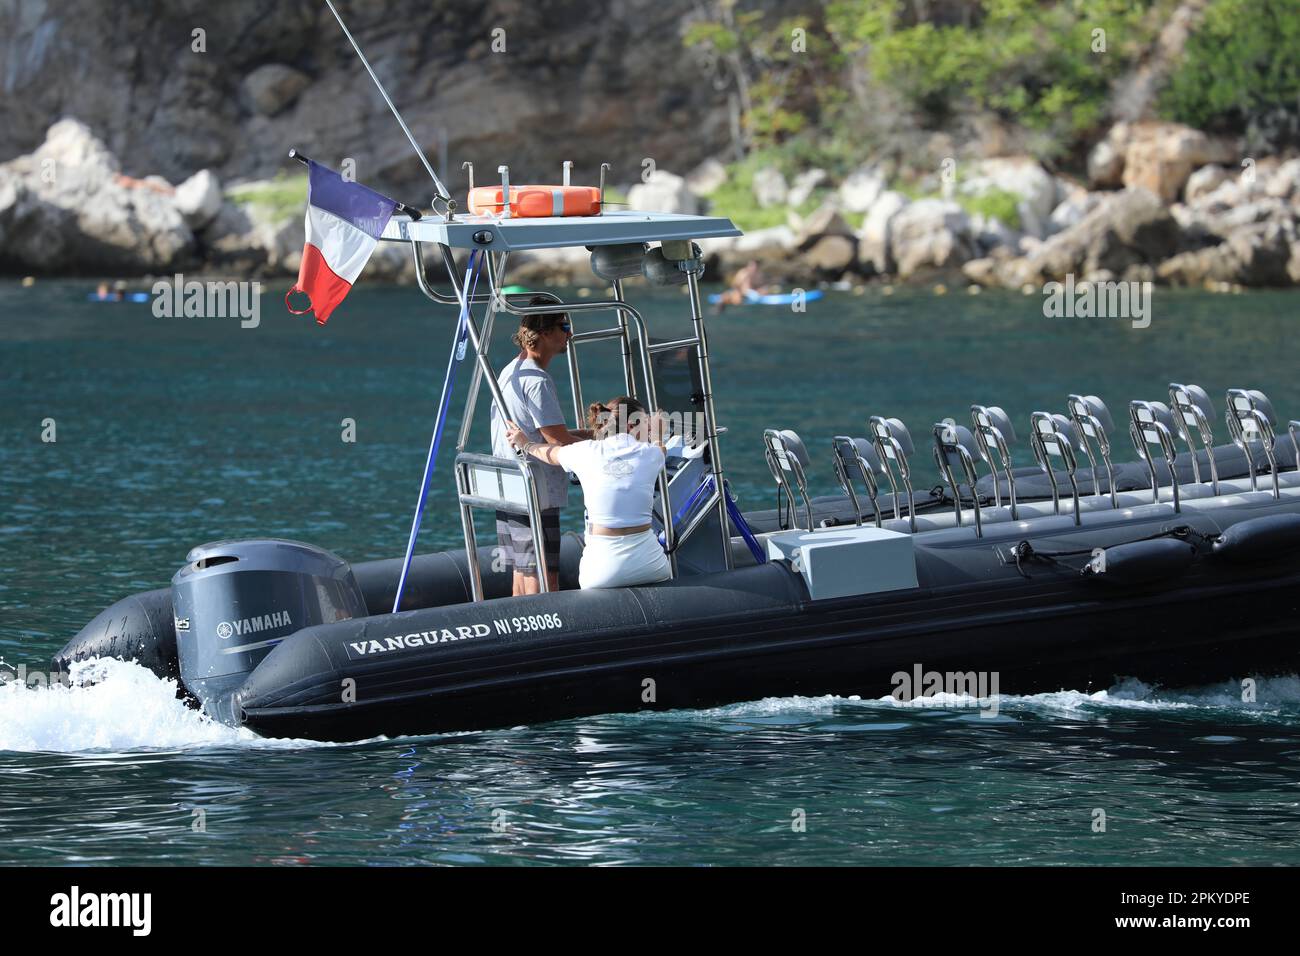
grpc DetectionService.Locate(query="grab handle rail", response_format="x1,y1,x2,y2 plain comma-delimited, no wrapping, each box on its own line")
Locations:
868,416,916,532
970,405,1018,518
454,453,552,600
1030,412,1082,525
1168,383,1220,494
933,423,983,537
831,436,883,529
763,429,814,531
1226,388,1279,499
1066,394,1117,508
1128,401,1181,511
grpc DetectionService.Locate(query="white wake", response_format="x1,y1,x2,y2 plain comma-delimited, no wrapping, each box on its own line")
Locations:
0,658,325,753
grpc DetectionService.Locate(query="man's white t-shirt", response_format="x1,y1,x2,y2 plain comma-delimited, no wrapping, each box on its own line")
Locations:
490,355,569,511
555,432,665,528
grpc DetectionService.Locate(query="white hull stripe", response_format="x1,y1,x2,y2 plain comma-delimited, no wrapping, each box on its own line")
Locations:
220,637,285,655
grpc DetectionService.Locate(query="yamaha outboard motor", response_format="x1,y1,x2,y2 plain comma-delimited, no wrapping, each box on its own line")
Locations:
172,539,367,723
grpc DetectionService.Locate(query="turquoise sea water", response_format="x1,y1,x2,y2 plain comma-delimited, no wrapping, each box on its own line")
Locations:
2,278,1299,866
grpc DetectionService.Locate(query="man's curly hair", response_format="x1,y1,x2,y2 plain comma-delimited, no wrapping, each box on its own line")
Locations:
512,295,570,351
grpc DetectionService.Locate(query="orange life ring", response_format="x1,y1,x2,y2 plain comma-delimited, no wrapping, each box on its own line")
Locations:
467,185,602,218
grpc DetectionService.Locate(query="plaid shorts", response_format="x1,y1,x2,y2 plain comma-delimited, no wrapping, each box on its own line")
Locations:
495,509,561,574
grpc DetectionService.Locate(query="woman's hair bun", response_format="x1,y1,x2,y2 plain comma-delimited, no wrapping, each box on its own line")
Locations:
588,395,646,437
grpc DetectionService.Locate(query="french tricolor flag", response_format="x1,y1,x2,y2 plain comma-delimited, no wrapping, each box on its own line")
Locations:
286,160,399,325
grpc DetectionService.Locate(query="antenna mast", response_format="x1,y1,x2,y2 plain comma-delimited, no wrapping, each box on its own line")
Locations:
323,0,452,204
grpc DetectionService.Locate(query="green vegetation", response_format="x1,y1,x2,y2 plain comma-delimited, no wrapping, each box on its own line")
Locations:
226,172,309,222
679,1,1300,235
684,11,836,153
1159,0,1300,138
894,179,1024,229
955,187,1022,229
684,1,1165,169
705,176,789,231
701,150,837,231
825,0,1158,141
679,0,1300,232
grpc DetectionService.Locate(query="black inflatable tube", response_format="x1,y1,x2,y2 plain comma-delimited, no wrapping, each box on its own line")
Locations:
235,562,811,740
52,540,585,680
1213,513,1300,564
234,530,1300,742
1082,538,1197,586
53,498,1300,742
52,587,179,681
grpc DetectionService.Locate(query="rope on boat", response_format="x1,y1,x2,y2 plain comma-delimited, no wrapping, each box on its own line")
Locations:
392,250,482,612
1008,524,1216,578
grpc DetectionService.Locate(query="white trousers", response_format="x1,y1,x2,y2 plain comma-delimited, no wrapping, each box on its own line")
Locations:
579,530,672,589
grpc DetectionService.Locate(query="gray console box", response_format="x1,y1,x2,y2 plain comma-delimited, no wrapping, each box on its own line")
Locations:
765,527,919,601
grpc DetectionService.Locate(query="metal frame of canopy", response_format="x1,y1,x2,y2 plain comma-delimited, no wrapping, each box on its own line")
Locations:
379,210,743,602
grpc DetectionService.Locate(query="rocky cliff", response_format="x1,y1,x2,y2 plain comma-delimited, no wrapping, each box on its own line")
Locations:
0,0,731,195
2,0,1298,291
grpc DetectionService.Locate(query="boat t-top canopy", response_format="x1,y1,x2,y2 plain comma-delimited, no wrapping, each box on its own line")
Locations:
378,201,744,604
381,209,741,252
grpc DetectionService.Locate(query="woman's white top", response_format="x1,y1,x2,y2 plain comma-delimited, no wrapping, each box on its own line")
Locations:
555,432,665,528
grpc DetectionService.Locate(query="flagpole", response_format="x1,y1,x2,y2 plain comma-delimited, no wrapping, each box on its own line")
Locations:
322,0,452,204
287,147,423,221
287,148,423,220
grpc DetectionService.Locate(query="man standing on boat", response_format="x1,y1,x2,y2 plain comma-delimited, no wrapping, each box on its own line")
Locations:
491,297,591,595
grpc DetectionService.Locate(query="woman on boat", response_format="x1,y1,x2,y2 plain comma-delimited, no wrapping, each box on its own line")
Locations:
505,396,672,590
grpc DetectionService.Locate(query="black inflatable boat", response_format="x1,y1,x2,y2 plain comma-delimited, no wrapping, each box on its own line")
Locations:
52,203,1300,742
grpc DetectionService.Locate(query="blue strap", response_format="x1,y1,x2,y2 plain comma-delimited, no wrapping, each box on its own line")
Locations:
724,480,766,564
392,251,482,612
658,473,767,564
658,474,715,548
673,474,715,528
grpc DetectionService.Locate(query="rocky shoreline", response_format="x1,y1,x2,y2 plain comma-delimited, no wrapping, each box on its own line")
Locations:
2,118,1298,292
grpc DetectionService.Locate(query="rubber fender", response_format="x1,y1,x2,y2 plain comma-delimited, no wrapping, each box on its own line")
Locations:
1213,513,1300,564
1082,537,1196,585
590,243,647,281
641,247,689,286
